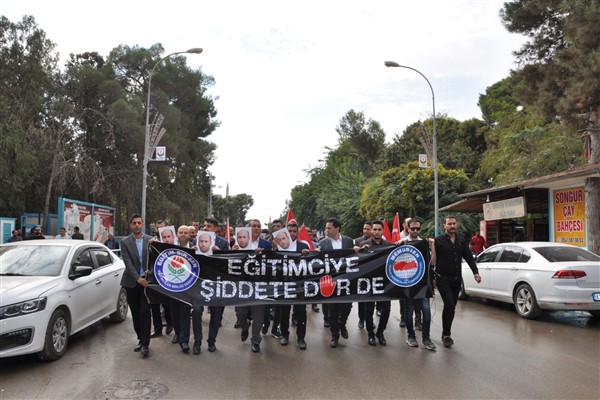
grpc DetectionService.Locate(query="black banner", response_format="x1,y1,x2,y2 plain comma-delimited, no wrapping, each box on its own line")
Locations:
146,240,433,308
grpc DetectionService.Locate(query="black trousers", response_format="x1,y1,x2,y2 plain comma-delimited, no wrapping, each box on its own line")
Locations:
280,305,307,340
358,302,365,321
364,301,391,335
179,304,202,344
208,306,224,345
170,303,181,337
125,284,151,346
436,276,461,337
328,303,352,339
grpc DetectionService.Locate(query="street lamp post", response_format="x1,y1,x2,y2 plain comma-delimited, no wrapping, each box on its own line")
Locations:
384,61,439,235
141,48,203,228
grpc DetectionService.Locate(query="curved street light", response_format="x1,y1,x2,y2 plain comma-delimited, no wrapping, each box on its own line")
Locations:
384,61,439,235
141,48,203,228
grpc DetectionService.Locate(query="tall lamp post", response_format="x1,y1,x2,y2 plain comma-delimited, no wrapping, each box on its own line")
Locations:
141,48,203,228
384,61,439,235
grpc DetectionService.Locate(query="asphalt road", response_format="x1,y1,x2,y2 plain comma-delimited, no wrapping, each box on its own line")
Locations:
1,296,599,400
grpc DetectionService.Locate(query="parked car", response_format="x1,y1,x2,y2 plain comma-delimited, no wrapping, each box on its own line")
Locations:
460,242,600,319
0,240,128,360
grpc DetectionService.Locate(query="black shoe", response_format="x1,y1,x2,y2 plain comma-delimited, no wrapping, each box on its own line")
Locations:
442,336,454,348
150,330,162,338
241,330,249,342
298,339,307,350
134,342,142,352
340,326,349,339
291,318,298,326
368,334,376,346
400,319,406,328
376,309,382,317
358,319,364,329
330,338,339,348
193,341,201,355
376,332,387,346
271,328,282,339
261,323,269,335
208,343,216,352
234,321,240,329
312,304,320,312
171,334,179,344
140,346,149,357
251,343,260,353
165,325,173,335
324,320,330,328
280,336,289,346
180,342,190,353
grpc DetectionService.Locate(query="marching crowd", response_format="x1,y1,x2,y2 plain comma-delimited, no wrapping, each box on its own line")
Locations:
120,213,480,358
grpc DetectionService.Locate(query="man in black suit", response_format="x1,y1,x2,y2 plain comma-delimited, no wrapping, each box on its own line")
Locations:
120,214,153,357
318,217,355,348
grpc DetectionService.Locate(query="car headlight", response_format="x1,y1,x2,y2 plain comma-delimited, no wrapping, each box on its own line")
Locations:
0,297,47,319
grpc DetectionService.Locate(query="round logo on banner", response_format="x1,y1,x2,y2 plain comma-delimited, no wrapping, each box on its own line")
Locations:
154,249,200,292
386,245,426,287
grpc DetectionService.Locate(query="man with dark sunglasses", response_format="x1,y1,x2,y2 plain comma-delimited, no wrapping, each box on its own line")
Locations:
434,216,481,348
399,218,437,350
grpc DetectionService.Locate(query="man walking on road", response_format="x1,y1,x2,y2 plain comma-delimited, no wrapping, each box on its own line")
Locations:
434,216,481,348
318,217,355,348
120,214,153,357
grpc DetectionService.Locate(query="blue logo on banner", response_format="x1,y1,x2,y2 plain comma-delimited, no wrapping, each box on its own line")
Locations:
154,249,200,292
386,245,426,287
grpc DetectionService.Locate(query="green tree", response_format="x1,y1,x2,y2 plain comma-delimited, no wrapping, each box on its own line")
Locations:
359,161,477,238
501,0,599,252
212,194,254,227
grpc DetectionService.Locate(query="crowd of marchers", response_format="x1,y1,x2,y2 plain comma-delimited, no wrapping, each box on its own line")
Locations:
119,213,480,358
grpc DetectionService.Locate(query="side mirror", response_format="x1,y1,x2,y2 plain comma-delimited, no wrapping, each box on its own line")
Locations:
69,265,93,279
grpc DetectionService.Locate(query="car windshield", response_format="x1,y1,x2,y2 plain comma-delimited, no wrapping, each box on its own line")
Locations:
0,245,70,276
534,246,600,262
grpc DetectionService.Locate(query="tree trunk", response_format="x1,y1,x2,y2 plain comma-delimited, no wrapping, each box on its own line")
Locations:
585,109,600,255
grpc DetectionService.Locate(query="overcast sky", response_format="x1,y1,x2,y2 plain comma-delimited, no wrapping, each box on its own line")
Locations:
4,0,525,227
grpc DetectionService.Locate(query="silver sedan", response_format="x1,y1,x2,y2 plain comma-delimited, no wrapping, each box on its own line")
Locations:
461,241,600,319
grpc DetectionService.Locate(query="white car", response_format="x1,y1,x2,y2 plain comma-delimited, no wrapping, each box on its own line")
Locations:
460,242,600,319
0,240,128,360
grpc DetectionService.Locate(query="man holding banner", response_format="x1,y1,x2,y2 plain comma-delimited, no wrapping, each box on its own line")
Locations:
318,217,355,348
355,220,394,347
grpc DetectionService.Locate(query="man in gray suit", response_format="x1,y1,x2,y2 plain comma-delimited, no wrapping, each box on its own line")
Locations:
120,214,153,357
318,217,355,348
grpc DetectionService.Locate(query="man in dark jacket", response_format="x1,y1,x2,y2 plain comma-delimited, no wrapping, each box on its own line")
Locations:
434,216,481,348
120,214,153,357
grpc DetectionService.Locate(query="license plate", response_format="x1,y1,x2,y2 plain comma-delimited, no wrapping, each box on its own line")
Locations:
593,293,600,301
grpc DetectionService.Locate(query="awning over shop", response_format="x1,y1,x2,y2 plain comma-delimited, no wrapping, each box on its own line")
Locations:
440,163,600,214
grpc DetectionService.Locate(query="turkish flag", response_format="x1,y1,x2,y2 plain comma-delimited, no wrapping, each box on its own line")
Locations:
298,225,315,251
382,218,391,241
391,212,400,243
286,209,296,225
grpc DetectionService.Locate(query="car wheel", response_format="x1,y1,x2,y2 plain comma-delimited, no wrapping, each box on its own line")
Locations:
458,280,469,300
513,283,542,319
109,288,128,323
38,309,69,361
589,310,600,318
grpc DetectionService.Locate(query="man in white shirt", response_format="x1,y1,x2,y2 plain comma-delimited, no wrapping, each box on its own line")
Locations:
55,227,71,239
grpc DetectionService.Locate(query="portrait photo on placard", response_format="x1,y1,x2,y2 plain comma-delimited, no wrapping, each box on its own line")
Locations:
235,227,253,250
272,227,292,251
159,225,178,245
196,231,215,255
